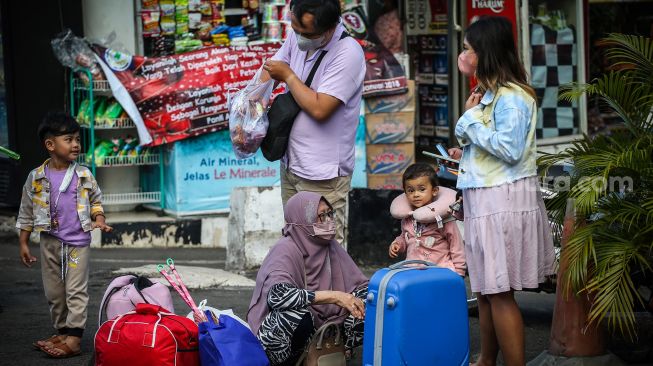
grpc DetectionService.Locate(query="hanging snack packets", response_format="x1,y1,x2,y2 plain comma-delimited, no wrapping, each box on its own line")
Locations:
196,19,213,39
141,10,162,37
103,99,124,127
189,0,202,10
189,12,202,29
199,0,212,15
176,1,190,35
161,18,176,35
95,98,108,124
210,0,225,24
159,0,176,35
142,0,160,9
77,99,90,125
175,37,203,53
153,35,176,56
160,0,176,15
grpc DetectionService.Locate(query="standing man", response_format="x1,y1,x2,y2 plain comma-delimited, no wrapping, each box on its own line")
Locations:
262,0,365,245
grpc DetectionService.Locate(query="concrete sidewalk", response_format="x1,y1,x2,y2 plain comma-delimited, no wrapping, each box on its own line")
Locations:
1,236,560,365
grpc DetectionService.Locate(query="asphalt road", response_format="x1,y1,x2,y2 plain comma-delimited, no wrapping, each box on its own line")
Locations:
0,236,559,366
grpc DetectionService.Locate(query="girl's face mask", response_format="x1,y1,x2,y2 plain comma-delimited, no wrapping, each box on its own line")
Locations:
458,41,478,77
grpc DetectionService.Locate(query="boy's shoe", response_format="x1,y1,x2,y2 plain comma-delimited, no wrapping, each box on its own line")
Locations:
41,342,81,359
32,335,64,350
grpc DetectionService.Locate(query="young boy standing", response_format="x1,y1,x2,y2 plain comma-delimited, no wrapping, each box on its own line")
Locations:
17,112,113,358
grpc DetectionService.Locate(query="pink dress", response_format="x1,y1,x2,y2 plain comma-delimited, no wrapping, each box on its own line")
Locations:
394,219,466,276
462,176,555,295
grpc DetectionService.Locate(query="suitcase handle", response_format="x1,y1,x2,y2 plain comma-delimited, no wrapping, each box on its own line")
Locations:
389,260,437,270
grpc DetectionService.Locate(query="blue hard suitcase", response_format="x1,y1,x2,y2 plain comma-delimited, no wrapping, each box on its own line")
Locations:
362,260,470,365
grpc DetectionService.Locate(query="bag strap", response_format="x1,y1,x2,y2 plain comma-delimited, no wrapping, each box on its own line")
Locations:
314,321,342,349
303,31,350,88
133,276,153,305
305,51,327,88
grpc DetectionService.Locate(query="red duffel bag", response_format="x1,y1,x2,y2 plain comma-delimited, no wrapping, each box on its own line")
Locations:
95,303,200,366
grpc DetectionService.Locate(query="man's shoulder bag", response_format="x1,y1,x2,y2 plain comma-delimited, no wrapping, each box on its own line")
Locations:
261,50,327,162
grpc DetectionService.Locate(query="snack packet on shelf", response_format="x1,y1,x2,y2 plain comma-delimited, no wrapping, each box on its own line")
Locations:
77,99,90,126
160,0,176,16
142,0,160,9
142,10,162,37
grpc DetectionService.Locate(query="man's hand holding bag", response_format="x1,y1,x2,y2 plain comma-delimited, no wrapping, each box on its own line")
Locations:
261,51,328,162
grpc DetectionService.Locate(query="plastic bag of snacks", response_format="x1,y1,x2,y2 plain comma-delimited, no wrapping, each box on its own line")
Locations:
51,29,105,84
228,67,275,158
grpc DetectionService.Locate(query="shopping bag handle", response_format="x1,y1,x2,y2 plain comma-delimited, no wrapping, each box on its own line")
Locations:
389,260,438,270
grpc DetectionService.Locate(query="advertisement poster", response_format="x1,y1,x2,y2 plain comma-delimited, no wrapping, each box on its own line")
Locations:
342,6,408,98
466,0,518,45
405,0,448,35
94,44,280,147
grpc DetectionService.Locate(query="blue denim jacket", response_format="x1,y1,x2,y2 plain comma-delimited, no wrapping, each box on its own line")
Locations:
454,83,538,189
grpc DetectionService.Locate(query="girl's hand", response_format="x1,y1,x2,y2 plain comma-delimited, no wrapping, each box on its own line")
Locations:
335,292,366,319
465,92,482,111
448,148,462,160
388,242,401,258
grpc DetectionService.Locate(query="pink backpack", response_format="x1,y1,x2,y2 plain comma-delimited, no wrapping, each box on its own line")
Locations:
98,275,174,326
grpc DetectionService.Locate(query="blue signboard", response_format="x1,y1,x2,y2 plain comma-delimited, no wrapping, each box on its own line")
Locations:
161,130,280,214
159,121,367,215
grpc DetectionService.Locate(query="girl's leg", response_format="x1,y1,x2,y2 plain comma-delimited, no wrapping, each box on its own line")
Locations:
486,291,524,366
473,294,499,366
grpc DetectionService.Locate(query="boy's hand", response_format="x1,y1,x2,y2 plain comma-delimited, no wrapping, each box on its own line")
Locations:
20,243,37,267
92,215,113,233
388,242,401,258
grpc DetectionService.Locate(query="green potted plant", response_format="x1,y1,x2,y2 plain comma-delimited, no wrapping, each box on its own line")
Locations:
538,34,652,361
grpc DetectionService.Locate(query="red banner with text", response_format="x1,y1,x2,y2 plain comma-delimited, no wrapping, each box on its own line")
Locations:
93,45,279,146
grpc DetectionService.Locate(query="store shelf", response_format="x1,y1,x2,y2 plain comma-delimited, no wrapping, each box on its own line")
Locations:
103,192,161,206
77,153,159,167
73,79,113,96
79,118,136,130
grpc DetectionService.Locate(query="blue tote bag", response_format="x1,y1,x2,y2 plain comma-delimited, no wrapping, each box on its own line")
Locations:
198,310,270,366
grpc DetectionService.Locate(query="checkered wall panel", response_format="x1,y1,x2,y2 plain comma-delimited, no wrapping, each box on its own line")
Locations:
530,24,579,139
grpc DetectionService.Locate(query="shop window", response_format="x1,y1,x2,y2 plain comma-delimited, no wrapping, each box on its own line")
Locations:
528,0,584,140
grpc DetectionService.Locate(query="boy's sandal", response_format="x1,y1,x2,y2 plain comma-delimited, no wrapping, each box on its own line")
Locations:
32,335,63,350
41,342,81,359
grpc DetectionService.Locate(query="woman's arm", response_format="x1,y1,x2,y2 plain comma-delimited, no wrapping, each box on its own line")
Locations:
455,94,533,164
314,290,365,319
267,283,315,311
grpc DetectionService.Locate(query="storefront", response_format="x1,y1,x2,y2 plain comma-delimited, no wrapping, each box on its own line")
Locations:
67,0,650,215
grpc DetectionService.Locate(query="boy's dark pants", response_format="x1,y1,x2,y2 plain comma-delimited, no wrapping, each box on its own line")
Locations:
39,233,90,337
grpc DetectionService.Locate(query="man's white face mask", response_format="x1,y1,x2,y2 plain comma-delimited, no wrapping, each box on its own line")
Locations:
296,33,326,52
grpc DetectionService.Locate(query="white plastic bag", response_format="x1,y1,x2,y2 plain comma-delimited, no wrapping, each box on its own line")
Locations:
228,67,275,158
186,305,253,333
